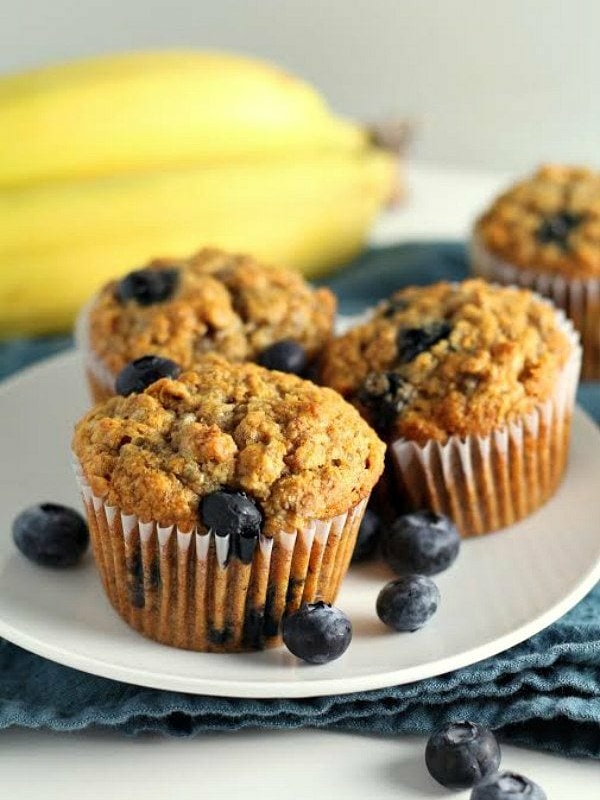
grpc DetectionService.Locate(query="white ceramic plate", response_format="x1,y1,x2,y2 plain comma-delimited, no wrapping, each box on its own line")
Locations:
0,350,599,698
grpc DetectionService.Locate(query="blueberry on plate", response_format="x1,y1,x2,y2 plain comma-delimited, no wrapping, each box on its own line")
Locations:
201,490,263,539
283,601,352,664
383,510,460,576
471,771,546,800
257,340,307,376
425,721,501,789
351,508,381,562
12,503,89,567
116,266,179,306
115,355,181,396
376,574,440,631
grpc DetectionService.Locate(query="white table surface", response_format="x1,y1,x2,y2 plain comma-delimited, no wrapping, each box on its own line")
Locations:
2,162,598,797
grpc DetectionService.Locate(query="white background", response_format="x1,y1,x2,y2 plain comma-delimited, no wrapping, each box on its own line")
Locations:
3,0,600,171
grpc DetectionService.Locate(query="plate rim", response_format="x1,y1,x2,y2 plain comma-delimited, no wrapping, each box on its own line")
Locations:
0,350,599,698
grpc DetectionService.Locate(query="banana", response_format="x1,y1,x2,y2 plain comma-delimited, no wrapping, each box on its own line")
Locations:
0,50,366,187
0,148,396,336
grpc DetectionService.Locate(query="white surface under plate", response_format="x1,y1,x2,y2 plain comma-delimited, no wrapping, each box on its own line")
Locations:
0,350,599,698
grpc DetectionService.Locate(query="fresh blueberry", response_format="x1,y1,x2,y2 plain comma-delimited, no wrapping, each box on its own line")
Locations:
352,509,381,562
116,266,179,306
471,771,547,800
282,601,352,664
425,721,501,789
376,575,440,631
115,355,181,396
257,340,308,376
201,490,263,540
383,510,461,576
537,212,582,249
12,503,89,567
397,321,451,363
357,371,413,433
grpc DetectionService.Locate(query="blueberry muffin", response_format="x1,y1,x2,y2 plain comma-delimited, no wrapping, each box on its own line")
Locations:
77,247,337,402
72,356,385,652
320,280,581,536
472,164,600,378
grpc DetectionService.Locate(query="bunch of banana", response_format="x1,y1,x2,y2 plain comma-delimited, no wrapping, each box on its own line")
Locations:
0,51,399,335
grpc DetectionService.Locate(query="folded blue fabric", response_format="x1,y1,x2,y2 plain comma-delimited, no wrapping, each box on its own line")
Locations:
1,242,599,757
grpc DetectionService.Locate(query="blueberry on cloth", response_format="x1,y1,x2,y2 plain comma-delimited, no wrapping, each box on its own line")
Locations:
115,355,181,396
383,510,461,576
470,771,546,800
376,575,440,631
396,320,451,363
425,721,501,789
13,503,89,567
282,601,352,664
116,266,179,306
351,508,381,562
257,340,308,376
201,490,263,539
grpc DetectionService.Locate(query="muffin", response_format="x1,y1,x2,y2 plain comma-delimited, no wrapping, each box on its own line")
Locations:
320,280,581,537
77,247,337,403
72,356,385,652
472,164,600,379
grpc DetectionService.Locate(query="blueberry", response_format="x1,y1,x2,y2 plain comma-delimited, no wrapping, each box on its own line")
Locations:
351,509,381,562
12,503,89,567
357,371,413,433
257,340,307,376
201,490,263,540
115,355,181,396
376,575,440,631
116,266,179,306
471,771,546,800
426,721,501,789
383,510,461,576
397,321,451,363
282,601,352,664
537,212,582,249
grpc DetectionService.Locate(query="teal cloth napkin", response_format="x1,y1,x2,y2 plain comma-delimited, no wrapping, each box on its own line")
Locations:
1,242,599,757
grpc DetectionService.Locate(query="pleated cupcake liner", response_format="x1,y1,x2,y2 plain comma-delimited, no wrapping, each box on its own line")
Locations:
74,297,118,403
471,233,600,380
390,302,582,537
73,458,367,653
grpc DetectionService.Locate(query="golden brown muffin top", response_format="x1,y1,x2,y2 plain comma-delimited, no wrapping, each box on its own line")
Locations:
475,164,600,278
86,248,336,378
320,280,574,445
72,356,385,534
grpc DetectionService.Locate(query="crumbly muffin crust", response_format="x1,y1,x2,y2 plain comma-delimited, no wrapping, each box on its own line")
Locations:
320,280,573,444
72,356,385,534
475,164,600,278
87,248,336,376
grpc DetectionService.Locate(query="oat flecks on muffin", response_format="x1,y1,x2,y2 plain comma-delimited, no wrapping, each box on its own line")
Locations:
88,247,336,376
320,279,573,444
72,357,385,535
476,164,600,278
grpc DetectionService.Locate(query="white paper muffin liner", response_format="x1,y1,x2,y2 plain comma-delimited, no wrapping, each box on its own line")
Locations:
73,457,367,652
471,233,600,379
75,297,118,403
390,302,582,537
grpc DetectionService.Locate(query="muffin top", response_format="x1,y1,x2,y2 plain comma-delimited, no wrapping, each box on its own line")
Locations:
72,356,385,534
475,164,600,278
320,280,575,445
86,247,336,378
